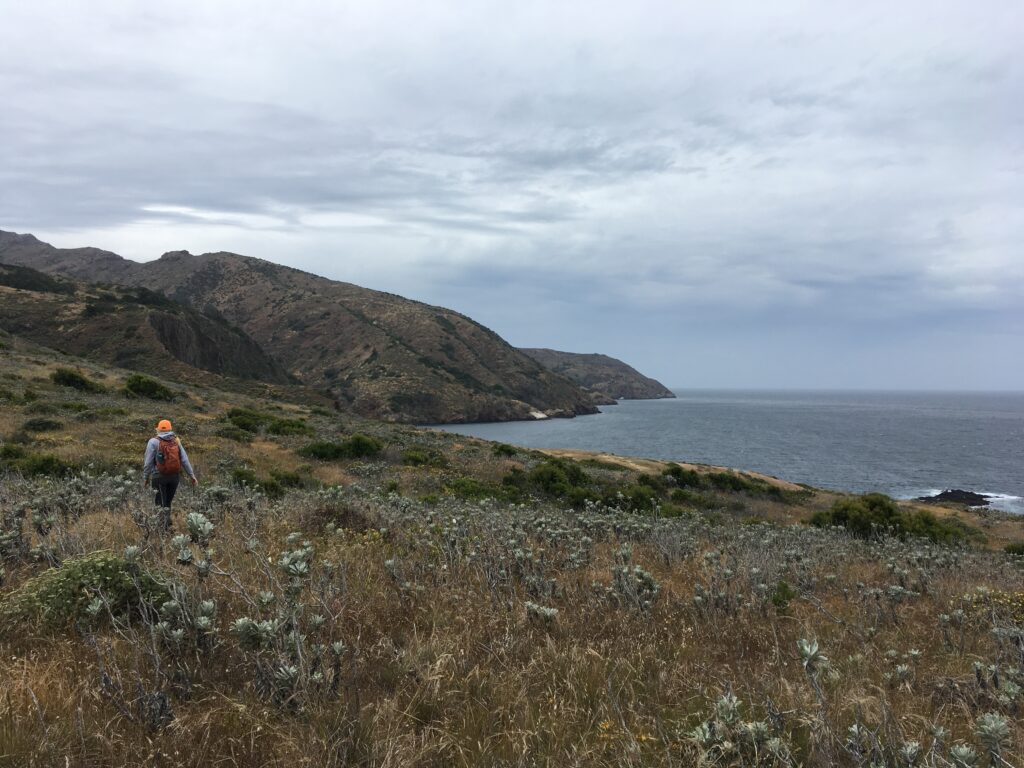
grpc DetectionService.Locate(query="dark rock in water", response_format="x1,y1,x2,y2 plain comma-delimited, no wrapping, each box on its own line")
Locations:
916,489,991,506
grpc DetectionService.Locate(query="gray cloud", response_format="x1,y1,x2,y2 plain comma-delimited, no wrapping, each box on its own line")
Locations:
1,0,1021,388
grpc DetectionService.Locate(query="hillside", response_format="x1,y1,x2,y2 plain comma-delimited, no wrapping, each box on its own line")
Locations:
0,262,293,387
521,347,676,401
0,337,1021,767
0,230,599,424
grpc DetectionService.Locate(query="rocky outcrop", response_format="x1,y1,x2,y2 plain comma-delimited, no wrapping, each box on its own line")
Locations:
916,489,992,507
147,311,293,384
520,348,675,401
0,231,600,424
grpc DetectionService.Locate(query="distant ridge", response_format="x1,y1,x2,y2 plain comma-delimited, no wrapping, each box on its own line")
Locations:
520,348,676,402
0,230,599,424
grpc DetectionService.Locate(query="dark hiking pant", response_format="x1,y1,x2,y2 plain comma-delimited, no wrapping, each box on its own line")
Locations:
153,475,179,529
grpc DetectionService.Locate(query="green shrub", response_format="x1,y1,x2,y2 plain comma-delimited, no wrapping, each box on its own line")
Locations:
0,450,76,477
225,407,270,433
25,402,58,415
636,473,666,490
270,469,310,489
529,459,587,496
771,580,797,611
267,417,314,437
124,374,174,401
402,449,429,466
0,444,27,460
50,368,103,393
342,434,383,458
299,434,383,461
216,425,253,443
1005,542,1024,556
809,493,971,544
662,464,706,489
902,509,977,544
445,477,499,500
402,448,447,468
670,488,719,510
21,417,63,432
706,472,753,493
492,443,517,457
0,551,168,629
231,467,259,488
623,484,659,511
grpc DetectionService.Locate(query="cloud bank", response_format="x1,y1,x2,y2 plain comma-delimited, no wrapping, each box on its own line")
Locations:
1,0,1021,388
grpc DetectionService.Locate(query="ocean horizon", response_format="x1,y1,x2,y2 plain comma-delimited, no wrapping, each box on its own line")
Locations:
433,388,1024,514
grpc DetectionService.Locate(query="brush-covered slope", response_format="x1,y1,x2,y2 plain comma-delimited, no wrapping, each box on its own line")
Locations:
1,340,1020,768
0,231,598,424
520,348,676,401
0,262,292,386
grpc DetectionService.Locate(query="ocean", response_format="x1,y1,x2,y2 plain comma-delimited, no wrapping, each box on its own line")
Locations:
433,390,1024,514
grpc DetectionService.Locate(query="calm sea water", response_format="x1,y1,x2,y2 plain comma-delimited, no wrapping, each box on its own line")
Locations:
433,390,1024,514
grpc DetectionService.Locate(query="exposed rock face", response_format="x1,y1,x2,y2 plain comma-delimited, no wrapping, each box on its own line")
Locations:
916,489,992,507
0,231,599,424
520,348,676,401
0,262,293,385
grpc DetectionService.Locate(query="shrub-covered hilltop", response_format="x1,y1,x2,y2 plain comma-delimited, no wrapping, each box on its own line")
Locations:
1,338,1023,767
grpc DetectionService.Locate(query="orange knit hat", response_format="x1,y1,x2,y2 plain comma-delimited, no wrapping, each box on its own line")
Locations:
156,419,172,431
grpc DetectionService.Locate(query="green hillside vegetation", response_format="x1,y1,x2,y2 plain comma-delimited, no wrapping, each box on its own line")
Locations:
0,339,1022,766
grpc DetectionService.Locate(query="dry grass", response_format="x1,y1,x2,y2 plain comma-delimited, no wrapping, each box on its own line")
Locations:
1,345,1022,767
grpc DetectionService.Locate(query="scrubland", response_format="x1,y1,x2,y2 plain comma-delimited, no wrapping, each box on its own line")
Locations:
1,339,1022,767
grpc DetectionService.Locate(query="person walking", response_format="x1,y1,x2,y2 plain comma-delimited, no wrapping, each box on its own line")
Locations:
143,418,198,527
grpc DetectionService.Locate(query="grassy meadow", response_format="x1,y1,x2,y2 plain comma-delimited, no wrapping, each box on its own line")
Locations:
1,336,1022,767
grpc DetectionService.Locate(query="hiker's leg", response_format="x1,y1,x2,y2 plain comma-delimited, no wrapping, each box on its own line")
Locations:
163,477,179,508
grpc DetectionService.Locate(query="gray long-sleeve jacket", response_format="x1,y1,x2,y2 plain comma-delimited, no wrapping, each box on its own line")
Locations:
143,431,196,480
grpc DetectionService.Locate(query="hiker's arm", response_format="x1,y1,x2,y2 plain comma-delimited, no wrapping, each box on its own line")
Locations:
178,441,197,482
142,438,156,482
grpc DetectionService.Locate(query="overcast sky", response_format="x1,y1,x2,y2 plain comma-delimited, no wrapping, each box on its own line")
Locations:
2,1,1021,389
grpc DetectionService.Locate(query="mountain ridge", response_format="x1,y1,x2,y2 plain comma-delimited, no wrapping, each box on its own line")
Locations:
520,348,676,401
0,230,599,424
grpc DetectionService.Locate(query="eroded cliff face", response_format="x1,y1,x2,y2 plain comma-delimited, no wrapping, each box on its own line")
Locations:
147,311,292,384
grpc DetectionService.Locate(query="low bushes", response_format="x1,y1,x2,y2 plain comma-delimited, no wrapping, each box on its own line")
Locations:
267,417,314,437
223,408,312,437
216,425,253,443
21,417,63,432
0,445,76,477
663,464,795,502
50,367,103,393
225,407,269,433
299,434,383,461
809,493,973,544
124,374,174,401
0,551,168,629
402,448,447,467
